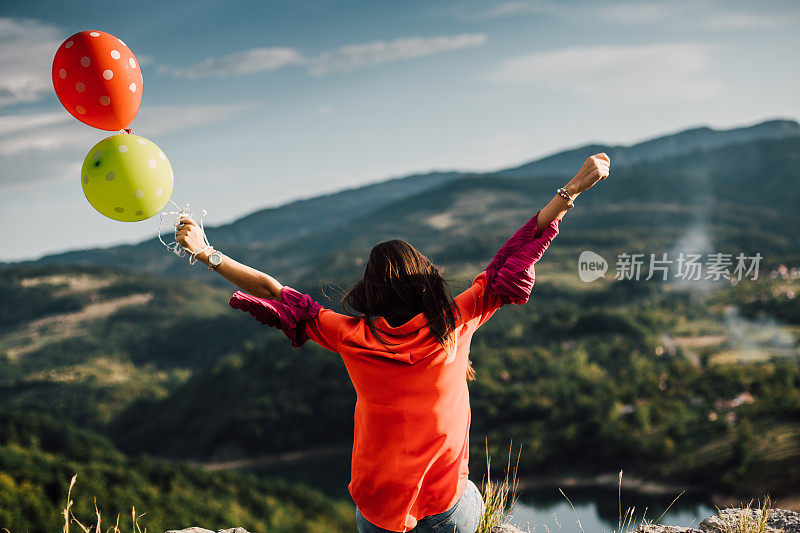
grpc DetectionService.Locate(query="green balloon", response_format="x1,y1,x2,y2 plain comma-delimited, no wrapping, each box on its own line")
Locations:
81,134,174,222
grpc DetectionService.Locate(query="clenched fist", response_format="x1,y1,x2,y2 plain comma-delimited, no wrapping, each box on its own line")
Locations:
566,153,611,195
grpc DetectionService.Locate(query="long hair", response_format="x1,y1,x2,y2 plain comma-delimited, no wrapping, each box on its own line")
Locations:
342,240,475,380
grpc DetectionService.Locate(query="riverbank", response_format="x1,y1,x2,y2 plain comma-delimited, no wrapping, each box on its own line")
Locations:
519,473,800,512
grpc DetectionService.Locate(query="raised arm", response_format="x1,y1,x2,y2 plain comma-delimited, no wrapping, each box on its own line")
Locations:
485,153,611,304
174,217,283,300
535,152,610,237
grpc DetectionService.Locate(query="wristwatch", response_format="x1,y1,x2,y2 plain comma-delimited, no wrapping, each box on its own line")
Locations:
207,250,223,271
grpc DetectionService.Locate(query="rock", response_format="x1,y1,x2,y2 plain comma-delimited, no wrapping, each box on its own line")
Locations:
161,509,800,533
767,509,800,533
164,529,250,533
492,524,525,533
634,525,702,533
699,508,800,533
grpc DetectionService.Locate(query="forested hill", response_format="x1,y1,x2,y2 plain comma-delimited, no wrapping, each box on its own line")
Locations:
2,118,800,518
29,118,800,282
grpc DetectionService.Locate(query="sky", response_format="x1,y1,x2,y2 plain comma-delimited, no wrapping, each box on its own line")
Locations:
1,0,799,261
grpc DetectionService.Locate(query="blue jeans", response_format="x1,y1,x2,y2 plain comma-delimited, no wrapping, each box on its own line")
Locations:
356,479,484,533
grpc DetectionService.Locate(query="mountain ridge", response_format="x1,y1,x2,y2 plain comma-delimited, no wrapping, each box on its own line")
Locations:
496,117,800,178
23,118,799,271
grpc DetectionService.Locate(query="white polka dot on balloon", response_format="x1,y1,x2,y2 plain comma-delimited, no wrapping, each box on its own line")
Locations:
90,32,100,37
59,69,67,79
129,83,137,93
65,40,73,48
148,159,156,169
103,69,113,80
76,106,86,114
137,139,147,145
155,188,163,198
158,151,165,161
80,56,90,67
118,145,128,153
134,190,144,199
75,82,85,92
110,50,121,60
100,95,111,105
129,58,136,68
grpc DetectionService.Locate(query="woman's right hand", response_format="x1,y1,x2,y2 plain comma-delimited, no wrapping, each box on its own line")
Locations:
565,153,610,195
174,216,208,256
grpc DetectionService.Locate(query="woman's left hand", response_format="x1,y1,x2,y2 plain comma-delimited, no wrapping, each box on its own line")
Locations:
566,153,611,195
174,217,206,254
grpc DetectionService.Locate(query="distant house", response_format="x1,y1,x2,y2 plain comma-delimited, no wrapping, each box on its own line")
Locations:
714,392,755,411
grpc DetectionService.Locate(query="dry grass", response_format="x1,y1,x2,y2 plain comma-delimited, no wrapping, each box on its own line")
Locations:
474,447,690,533
557,470,685,533
709,497,774,533
62,475,147,533
477,442,522,533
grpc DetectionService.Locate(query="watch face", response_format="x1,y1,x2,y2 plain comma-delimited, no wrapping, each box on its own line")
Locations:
210,253,222,266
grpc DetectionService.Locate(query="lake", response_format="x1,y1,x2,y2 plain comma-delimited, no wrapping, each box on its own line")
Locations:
251,450,716,531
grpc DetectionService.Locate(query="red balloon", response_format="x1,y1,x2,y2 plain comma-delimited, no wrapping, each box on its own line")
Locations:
52,31,143,131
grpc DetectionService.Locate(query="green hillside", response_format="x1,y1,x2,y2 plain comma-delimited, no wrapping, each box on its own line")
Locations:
105,135,800,498
0,264,264,428
2,121,800,521
110,266,800,497
0,410,353,532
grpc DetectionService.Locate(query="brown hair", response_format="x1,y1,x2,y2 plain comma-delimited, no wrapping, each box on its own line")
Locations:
342,240,474,380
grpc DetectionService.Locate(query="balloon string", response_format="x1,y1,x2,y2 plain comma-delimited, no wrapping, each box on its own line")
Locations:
157,200,212,265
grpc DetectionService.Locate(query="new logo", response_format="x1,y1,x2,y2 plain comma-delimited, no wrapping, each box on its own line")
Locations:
578,250,608,282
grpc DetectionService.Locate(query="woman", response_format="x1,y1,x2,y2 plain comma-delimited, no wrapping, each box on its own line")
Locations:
176,153,610,533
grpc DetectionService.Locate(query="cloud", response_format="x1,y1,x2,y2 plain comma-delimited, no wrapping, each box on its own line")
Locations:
468,0,556,19
491,43,721,103
164,34,488,79
0,111,65,136
0,103,254,196
705,12,784,29
445,1,789,30
161,47,303,79
0,103,254,157
435,0,557,20
307,34,487,75
599,1,694,24
599,1,787,29
0,17,64,107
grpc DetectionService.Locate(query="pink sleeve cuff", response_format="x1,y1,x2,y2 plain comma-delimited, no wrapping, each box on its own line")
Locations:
485,210,560,304
229,287,322,347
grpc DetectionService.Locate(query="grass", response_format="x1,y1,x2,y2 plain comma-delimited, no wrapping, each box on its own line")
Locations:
474,446,690,533
477,441,522,533
62,475,147,533
556,473,777,533
29,468,780,533
707,497,774,533
556,470,675,533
